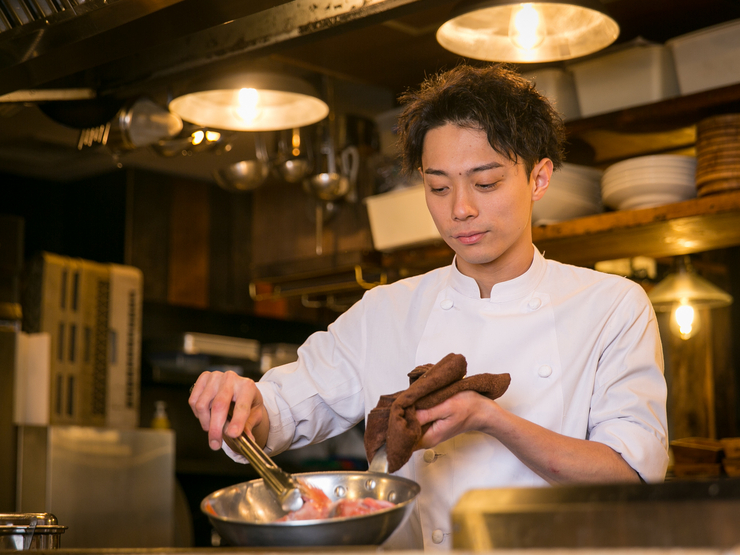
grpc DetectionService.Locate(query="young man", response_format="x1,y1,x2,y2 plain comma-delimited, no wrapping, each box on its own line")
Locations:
190,64,669,550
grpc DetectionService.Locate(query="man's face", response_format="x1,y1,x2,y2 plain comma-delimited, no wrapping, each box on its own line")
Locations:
421,123,550,281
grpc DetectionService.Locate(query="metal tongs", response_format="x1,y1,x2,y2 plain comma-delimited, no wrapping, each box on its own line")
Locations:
368,444,389,473
222,407,304,513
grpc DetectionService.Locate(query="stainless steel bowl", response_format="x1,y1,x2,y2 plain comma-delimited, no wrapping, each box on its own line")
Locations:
201,471,420,547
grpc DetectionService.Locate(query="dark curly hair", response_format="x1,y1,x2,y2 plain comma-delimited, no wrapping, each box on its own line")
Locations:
396,63,566,177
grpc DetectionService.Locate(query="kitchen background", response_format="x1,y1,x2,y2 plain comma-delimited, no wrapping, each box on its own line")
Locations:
2,0,740,549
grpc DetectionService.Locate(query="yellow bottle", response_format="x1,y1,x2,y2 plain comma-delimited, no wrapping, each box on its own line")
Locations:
151,400,171,429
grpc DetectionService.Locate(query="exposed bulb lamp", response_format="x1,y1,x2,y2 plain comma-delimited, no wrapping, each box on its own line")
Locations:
169,73,329,132
436,0,619,63
648,256,733,341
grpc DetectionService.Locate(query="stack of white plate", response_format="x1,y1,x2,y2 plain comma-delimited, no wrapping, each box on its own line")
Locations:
532,163,603,225
601,155,697,210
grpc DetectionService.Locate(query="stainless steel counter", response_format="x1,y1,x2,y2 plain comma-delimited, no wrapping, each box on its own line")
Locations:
25,549,740,555
34,479,740,554
453,478,740,551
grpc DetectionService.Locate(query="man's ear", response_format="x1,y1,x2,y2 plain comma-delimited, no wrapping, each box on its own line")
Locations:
530,158,553,201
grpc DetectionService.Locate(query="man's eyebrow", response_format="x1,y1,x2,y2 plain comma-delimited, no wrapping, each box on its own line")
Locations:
423,161,504,176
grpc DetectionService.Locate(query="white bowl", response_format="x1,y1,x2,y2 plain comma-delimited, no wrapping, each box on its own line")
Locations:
617,193,695,210
533,186,602,224
602,179,696,193
603,166,696,182
602,182,696,209
550,164,602,202
603,154,697,176
602,176,696,193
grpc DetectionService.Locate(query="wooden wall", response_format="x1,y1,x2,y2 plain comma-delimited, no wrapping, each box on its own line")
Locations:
659,248,739,441
125,170,254,314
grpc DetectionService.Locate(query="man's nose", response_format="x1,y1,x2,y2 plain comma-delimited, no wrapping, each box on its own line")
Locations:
452,187,477,220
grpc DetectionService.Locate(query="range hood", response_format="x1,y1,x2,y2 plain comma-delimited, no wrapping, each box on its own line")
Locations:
0,0,446,99
0,0,451,181
2,0,739,182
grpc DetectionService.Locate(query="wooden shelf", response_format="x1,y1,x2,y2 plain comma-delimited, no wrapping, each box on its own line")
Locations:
535,84,740,265
564,83,740,166
379,192,740,274
533,190,740,266
565,82,740,136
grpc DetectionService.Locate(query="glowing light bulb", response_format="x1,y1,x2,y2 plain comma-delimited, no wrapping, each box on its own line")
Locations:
291,128,301,156
205,130,221,142
509,3,546,50
672,298,699,340
190,130,205,145
236,88,260,123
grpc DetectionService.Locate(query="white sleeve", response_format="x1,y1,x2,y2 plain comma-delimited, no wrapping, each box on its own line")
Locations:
588,284,669,482
224,295,370,462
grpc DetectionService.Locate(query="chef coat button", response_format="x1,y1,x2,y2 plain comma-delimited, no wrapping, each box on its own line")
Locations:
538,365,553,378
440,299,454,310
527,297,542,310
423,449,438,464
431,529,445,544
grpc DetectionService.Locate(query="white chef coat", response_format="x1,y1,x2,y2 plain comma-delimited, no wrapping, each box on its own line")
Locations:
233,248,669,550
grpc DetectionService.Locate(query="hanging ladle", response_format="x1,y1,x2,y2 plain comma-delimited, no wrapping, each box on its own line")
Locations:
273,128,313,183
303,143,350,255
213,134,271,192
303,143,349,201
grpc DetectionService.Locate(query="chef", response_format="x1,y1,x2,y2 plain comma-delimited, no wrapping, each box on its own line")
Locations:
190,63,669,550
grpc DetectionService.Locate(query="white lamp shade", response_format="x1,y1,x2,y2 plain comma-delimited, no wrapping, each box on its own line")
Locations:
648,271,733,312
169,73,329,132
436,0,620,63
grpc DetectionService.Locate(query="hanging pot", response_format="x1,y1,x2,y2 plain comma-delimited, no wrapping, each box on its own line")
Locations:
0,513,67,550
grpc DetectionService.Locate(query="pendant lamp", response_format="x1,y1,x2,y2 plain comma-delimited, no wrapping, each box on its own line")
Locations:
169,73,329,132
648,256,733,340
436,0,619,63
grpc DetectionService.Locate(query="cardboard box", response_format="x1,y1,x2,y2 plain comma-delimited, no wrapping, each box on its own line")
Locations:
22,253,142,428
670,437,723,464
364,185,441,251
107,264,143,428
723,458,740,477
568,42,679,117
522,67,580,121
77,258,111,427
23,252,83,425
720,438,740,459
667,19,740,95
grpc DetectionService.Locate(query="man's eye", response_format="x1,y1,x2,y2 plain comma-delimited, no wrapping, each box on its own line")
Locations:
429,185,448,194
477,182,499,190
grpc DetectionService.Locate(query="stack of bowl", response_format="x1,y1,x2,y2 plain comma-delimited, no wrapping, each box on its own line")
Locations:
532,163,603,225
695,114,740,197
601,154,697,210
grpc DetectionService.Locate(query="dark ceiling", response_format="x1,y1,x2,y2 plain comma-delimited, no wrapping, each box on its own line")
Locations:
276,0,740,99
1,0,739,182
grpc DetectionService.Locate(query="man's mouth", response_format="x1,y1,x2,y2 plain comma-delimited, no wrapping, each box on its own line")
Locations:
454,231,486,245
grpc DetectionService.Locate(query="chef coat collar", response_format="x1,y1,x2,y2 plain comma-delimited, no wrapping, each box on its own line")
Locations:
449,246,548,302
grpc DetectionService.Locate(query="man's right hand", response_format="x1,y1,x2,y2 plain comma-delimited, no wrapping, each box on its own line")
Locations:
188,370,270,451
